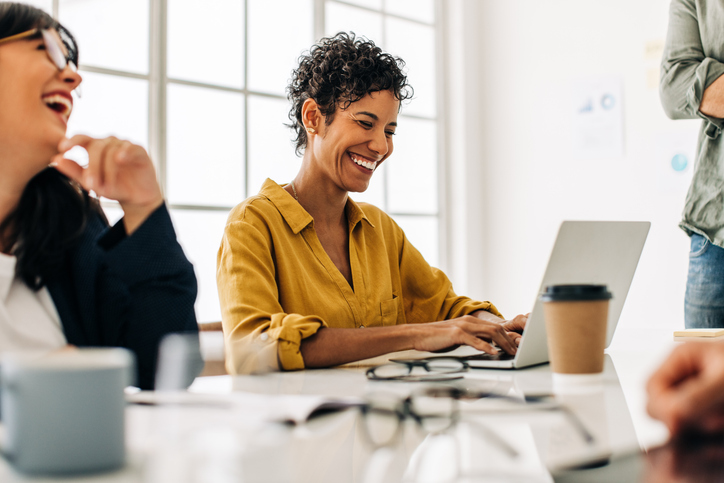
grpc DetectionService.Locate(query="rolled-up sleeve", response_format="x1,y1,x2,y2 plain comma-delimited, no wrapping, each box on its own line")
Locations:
217,206,326,374
660,0,724,125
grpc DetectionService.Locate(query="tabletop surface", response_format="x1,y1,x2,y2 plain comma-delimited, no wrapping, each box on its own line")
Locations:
0,327,684,483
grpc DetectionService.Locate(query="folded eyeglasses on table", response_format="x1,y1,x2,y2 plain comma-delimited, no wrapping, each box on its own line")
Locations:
360,370,595,456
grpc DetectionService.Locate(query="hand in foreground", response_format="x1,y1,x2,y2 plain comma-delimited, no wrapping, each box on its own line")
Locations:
411,312,527,356
51,135,164,234
646,342,724,436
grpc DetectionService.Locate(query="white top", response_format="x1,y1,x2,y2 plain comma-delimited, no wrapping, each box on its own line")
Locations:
0,252,66,354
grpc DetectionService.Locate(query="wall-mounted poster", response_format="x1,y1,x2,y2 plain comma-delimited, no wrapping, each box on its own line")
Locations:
655,128,697,194
571,77,624,159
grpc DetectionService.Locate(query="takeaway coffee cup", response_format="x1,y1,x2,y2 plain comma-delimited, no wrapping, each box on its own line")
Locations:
0,348,134,475
539,284,612,375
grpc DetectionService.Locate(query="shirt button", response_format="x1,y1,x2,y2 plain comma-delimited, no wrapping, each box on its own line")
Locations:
359,325,365,329
260,333,269,341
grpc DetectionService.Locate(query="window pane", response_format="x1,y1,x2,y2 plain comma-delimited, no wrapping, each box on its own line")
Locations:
106,205,229,324
66,72,149,148
325,2,382,43
248,0,313,96
170,209,230,323
22,0,52,14
386,0,435,24
334,0,382,10
59,0,149,74
352,162,386,208
385,18,436,118
167,84,244,207
393,215,438,267
167,0,243,88
387,117,437,214
247,96,299,194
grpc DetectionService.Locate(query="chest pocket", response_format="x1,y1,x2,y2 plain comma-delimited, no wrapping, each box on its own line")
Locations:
380,296,399,326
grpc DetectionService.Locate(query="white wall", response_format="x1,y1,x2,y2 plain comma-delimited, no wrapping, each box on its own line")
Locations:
447,0,701,348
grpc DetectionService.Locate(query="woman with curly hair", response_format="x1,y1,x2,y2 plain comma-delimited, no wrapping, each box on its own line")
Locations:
217,32,526,373
0,2,198,389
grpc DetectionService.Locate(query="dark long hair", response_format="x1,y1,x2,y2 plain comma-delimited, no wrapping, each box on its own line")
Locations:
0,3,103,289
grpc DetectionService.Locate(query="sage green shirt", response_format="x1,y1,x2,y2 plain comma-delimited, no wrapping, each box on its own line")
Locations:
661,0,724,245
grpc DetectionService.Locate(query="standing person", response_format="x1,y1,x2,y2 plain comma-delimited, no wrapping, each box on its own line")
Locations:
0,3,198,389
217,32,527,374
661,0,724,328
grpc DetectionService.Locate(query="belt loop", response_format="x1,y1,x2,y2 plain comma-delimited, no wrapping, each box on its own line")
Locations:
705,122,720,139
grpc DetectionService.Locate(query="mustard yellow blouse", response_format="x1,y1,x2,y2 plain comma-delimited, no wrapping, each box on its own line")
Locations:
217,179,501,374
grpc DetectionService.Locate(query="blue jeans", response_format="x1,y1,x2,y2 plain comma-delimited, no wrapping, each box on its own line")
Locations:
685,233,724,328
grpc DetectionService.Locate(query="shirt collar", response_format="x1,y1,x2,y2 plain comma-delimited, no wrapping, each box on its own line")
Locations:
260,178,375,234
345,196,375,230
260,179,313,234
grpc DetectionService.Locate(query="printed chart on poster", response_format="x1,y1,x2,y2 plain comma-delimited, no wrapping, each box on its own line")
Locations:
571,77,624,159
654,127,697,194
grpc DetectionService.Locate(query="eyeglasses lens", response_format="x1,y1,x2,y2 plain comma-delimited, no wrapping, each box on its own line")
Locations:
363,407,400,447
41,29,68,71
371,363,412,379
408,395,455,433
425,359,466,374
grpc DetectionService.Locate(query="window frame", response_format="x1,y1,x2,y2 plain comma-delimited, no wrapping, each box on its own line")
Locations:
49,0,448,320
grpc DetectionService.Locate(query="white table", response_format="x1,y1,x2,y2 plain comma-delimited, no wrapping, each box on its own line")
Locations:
0,330,678,483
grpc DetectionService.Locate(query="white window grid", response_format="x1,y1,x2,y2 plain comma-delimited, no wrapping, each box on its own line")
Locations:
41,0,446,321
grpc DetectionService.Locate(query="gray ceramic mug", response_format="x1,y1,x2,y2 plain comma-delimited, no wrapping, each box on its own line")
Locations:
1,348,134,475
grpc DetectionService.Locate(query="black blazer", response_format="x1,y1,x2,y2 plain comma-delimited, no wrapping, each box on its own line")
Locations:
46,204,199,389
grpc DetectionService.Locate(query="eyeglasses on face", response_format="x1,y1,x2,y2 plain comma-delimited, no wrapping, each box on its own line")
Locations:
0,28,77,72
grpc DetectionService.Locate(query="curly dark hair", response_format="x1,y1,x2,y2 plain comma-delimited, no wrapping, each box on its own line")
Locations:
287,32,413,156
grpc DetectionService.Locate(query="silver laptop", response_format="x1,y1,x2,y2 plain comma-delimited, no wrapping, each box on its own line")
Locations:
460,220,650,369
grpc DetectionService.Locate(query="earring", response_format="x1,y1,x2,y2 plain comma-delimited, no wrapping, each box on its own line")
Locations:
306,127,316,134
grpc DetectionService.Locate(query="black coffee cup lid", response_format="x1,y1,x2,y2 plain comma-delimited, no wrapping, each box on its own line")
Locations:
539,284,612,302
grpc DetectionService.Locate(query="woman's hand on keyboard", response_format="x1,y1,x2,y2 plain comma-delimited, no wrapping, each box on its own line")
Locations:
410,315,519,355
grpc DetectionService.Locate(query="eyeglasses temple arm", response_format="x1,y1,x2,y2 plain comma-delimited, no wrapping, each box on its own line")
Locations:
466,392,596,445
0,29,39,45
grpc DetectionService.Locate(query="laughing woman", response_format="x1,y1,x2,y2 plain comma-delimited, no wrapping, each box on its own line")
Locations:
217,33,526,373
0,3,198,389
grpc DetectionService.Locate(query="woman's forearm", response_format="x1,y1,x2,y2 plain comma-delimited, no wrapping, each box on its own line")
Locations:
300,325,415,368
298,311,525,368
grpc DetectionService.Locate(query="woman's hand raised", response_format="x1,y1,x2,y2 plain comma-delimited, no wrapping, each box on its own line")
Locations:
410,312,528,356
52,135,164,235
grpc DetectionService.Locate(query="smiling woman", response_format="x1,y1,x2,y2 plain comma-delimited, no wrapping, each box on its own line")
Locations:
0,2,199,389
217,32,529,374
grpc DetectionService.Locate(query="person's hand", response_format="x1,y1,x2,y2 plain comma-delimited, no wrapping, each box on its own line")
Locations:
500,313,528,346
473,310,528,346
410,315,520,355
51,135,164,234
646,342,724,436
